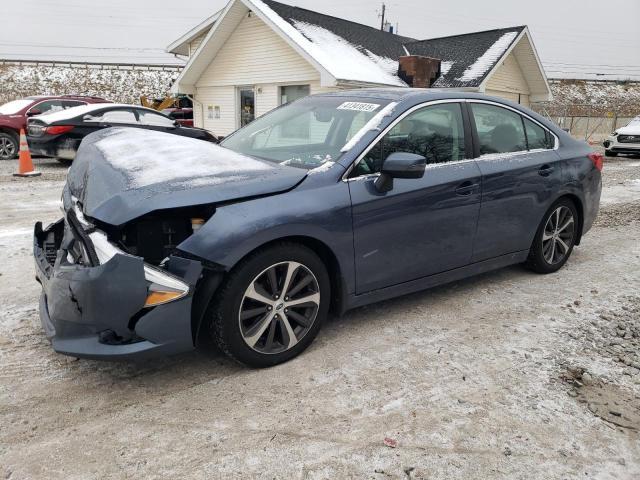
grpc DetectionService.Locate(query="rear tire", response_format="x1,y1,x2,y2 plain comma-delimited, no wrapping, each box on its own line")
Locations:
525,198,578,274
207,242,330,367
0,132,18,160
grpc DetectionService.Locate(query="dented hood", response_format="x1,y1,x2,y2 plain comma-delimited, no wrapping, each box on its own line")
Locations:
65,128,307,226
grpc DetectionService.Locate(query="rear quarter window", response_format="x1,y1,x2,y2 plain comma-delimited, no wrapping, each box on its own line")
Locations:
524,117,554,149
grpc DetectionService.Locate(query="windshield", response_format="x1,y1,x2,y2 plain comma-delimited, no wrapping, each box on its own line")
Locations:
0,99,33,115
221,96,392,170
628,117,640,127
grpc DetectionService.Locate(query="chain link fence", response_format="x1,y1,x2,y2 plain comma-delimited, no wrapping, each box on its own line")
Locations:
531,104,634,144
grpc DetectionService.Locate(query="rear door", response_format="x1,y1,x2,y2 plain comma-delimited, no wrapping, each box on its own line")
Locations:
348,101,482,293
468,101,562,262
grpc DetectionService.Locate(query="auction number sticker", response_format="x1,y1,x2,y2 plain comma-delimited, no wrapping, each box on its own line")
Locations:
337,102,380,112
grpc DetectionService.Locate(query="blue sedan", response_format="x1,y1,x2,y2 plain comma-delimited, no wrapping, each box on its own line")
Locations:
33,89,602,367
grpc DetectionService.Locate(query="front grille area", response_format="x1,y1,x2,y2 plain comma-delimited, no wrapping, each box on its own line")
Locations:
618,134,640,144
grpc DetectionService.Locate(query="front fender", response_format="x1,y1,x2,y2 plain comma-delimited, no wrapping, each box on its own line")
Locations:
176,180,356,294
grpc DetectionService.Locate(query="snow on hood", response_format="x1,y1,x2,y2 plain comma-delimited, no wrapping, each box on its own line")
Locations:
66,128,308,226
456,31,518,82
617,124,640,135
251,0,405,87
34,102,119,124
93,128,272,188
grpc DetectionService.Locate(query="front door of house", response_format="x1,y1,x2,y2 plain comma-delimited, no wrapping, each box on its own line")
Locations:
238,87,255,128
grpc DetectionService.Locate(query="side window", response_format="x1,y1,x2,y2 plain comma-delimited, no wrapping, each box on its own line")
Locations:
470,103,527,155
524,117,553,150
138,110,175,127
96,109,137,124
61,100,86,109
353,103,466,177
30,100,64,115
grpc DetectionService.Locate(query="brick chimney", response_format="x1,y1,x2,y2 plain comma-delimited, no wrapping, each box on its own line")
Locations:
398,56,441,88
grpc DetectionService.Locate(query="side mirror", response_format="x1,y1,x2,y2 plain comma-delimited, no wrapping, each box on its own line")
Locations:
375,152,427,192
173,120,180,127
26,110,41,117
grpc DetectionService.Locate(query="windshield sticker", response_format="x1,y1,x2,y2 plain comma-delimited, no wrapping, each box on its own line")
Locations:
337,102,380,113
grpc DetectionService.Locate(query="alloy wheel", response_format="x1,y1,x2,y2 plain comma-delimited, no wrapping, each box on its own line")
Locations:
542,206,575,265
239,261,320,354
0,137,16,159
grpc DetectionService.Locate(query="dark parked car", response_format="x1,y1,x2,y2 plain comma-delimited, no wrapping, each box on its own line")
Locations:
33,89,602,367
27,103,217,163
0,95,109,160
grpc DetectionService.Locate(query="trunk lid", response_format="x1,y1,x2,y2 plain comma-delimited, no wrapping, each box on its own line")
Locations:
66,128,307,226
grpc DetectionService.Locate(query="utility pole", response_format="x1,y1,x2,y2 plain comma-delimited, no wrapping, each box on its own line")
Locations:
379,3,386,31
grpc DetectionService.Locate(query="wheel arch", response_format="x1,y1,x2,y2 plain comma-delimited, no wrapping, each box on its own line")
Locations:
229,235,348,316
0,127,19,139
555,193,584,245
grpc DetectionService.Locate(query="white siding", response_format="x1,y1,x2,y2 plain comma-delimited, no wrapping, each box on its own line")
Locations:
194,85,236,135
485,89,530,107
188,33,207,57
192,12,327,135
486,52,530,95
196,13,319,87
512,34,549,99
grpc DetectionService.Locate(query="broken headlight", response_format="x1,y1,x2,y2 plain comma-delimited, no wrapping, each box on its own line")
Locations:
89,231,189,308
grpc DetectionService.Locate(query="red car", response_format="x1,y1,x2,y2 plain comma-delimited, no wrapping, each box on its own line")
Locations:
161,107,194,127
0,95,110,160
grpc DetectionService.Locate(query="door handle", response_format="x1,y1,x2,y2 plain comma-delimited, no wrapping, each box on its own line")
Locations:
538,164,554,177
455,181,478,195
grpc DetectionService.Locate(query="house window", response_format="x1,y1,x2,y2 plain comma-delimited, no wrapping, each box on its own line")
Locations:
279,85,311,138
279,85,310,105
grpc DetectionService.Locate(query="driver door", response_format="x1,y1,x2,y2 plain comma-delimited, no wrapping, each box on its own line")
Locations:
347,102,482,294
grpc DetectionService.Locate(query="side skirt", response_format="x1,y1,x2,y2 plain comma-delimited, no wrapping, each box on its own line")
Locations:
343,250,530,312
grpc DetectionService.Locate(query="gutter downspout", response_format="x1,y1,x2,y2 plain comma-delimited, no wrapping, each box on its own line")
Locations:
186,94,204,129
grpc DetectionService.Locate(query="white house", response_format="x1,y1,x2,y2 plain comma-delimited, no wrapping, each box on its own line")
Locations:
168,0,551,136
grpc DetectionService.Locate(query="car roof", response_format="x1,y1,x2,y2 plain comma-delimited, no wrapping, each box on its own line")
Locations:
33,103,163,124
312,88,501,102
25,95,108,101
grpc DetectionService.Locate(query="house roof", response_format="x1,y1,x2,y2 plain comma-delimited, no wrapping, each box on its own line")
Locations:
166,10,222,56
170,0,548,98
404,26,527,88
262,0,414,61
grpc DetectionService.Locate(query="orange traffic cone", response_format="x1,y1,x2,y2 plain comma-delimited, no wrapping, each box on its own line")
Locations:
13,128,41,177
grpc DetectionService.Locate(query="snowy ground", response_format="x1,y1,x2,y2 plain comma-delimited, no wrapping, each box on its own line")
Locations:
1,155,639,479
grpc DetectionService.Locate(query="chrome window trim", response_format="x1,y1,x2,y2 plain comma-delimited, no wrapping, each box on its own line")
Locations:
343,98,559,182
466,99,559,151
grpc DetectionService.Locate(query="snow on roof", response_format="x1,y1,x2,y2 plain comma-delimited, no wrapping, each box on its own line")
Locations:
94,128,272,188
252,0,405,87
456,31,518,82
440,61,454,76
34,102,125,124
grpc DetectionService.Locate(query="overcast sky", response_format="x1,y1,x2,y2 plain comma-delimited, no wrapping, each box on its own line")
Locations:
1,0,639,80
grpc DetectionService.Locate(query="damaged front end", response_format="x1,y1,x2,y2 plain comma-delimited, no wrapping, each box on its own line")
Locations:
33,200,221,360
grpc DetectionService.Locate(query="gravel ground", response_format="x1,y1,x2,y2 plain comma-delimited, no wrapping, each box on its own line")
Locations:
1,156,640,479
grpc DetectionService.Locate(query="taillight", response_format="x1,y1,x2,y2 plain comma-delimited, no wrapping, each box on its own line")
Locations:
45,125,74,135
588,152,603,172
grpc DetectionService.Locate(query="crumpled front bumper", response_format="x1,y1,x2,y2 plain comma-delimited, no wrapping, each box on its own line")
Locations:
34,218,206,360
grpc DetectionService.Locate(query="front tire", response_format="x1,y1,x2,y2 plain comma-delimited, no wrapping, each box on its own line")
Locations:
208,242,330,367
525,198,578,274
0,132,18,160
